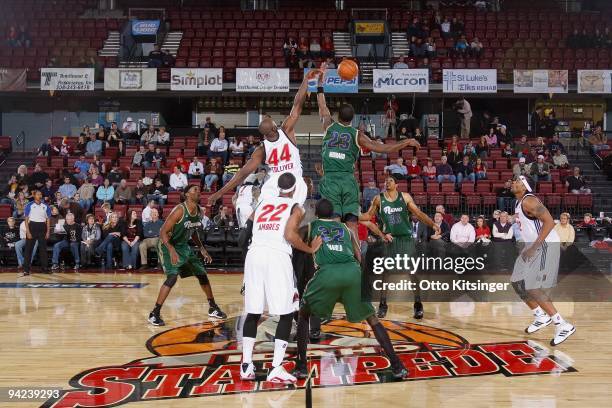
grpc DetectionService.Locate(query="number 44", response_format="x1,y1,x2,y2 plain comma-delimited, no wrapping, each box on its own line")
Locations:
267,144,291,166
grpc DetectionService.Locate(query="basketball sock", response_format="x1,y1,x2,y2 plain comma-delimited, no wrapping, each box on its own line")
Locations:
242,337,255,364
207,298,215,306
533,306,547,317
371,322,401,366
551,313,565,325
272,339,289,368
153,303,162,314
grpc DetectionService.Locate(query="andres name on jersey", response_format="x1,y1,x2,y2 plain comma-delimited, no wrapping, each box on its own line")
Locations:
328,151,346,160
258,222,280,231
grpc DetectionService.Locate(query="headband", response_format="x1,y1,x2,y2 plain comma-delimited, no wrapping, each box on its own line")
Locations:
519,175,532,193
279,184,296,194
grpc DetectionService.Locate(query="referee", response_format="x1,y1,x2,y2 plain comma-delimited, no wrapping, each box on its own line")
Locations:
22,190,51,276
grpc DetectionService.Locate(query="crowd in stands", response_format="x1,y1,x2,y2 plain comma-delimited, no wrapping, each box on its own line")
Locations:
283,35,335,69
566,27,612,49
5,25,31,48
0,118,278,270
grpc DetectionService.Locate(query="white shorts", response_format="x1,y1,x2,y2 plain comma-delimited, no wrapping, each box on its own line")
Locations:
243,246,298,315
511,242,560,290
259,175,307,206
236,204,253,229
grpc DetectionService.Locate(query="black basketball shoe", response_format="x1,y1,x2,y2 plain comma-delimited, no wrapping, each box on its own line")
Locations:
148,311,165,326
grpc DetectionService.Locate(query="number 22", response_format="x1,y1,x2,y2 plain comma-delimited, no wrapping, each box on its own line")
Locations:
257,203,288,223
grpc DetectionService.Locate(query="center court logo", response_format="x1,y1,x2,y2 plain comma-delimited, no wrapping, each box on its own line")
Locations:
42,315,575,408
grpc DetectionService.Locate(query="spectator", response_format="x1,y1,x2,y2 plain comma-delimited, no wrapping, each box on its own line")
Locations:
244,136,258,158
456,97,472,139
229,137,245,158
511,157,528,178
492,211,514,242
580,213,597,242
86,133,103,157
89,154,106,175
106,128,123,153
410,37,426,58
96,178,115,205
140,208,162,268
362,179,380,212
80,214,101,266
548,134,566,154
436,156,456,183
422,157,437,183
454,35,469,57
514,135,531,158
58,177,77,199
213,205,234,228
455,156,474,183
554,212,575,246
142,143,156,168
473,157,487,180
309,38,321,59
202,206,212,229
324,56,336,68
1,174,19,204
530,155,551,182
188,157,205,181
147,179,168,207
12,191,27,219
502,143,514,158
447,143,463,168
406,158,421,180
169,166,188,192
320,36,334,58
496,179,515,213
223,160,240,185
172,156,189,174
463,140,476,159
37,138,54,156
95,213,123,269
533,136,547,156
475,216,491,242
397,126,410,140
283,37,298,56
107,165,123,186
203,159,222,192
73,155,90,181
424,37,436,58
552,149,570,169
140,125,158,145
76,178,95,212
588,125,609,153
88,167,103,188
393,56,409,69
148,45,164,67
475,135,489,158
450,214,475,246
132,145,147,167
133,179,148,206
209,127,229,164
51,212,82,270
440,17,452,38
384,157,408,180
485,128,498,147
150,146,166,169
429,212,450,242
407,17,423,39
470,37,483,58
157,126,170,145
565,167,591,194
15,220,37,270
122,210,142,270
114,179,134,205
141,200,156,223
436,204,455,227
39,179,55,203
29,164,49,190
297,37,309,58
198,127,212,156
1,217,20,260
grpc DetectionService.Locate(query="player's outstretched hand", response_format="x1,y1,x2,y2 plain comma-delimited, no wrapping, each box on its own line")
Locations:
200,249,212,264
309,236,323,254
403,138,421,150
207,192,221,206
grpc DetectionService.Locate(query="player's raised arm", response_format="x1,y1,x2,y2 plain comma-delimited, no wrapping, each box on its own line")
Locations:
404,192,438,233
359,194,381,222
358,130,420,153
285,205,322,254
316,65,334,130
208,147,264,205
282,71,320,142
159,205,184,264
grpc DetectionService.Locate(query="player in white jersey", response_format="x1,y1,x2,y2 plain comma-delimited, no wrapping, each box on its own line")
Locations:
233,174,257,229
207,70,322,208
239,173,322,384
510,176,575,346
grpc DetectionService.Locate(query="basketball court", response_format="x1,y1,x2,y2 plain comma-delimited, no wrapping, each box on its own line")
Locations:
2,270,611,408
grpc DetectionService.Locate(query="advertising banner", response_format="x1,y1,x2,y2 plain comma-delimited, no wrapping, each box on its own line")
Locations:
372,69,429,93
0,68,26,91
131,20,160,36
304,68,358,93
40,68,95,91
104,68,157,91
513,70,569,93
236,68,289,92
442,69,497,93
577,70,612,94
170,68,223,91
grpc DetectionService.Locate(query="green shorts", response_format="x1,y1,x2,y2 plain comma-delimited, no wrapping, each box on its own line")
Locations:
302,261,375,323
383,235,417,269
319,172,360,218
157,242,206,278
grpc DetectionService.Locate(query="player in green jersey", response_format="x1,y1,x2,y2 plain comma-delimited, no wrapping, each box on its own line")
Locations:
361,175,439,319
293,198,408,379
148,184,226,326
315,65,421,240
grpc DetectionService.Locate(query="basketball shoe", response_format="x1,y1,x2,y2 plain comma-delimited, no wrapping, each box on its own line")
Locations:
413,301,424,319
525,314,552,334
240,362,256,380
208,302,227,319
292,361,308,379
377,302,388,319
550,322,576,346
267,365,297,384
148,312,165,326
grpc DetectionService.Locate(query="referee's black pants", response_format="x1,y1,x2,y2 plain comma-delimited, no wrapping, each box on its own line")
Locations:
24,221,48,272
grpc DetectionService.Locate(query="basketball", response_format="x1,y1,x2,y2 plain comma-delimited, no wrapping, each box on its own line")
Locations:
337,59,359,81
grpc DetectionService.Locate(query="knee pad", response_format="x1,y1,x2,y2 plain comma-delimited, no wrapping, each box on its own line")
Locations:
275,313,294,342
343,213,359,223
163,275,178,288
243,313,261,338
196,274,210,286
511,280,529,301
